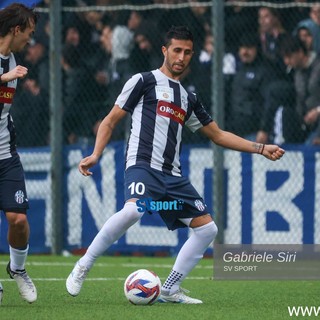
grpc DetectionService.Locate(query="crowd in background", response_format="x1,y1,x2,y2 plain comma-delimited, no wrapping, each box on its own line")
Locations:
10,0,320,147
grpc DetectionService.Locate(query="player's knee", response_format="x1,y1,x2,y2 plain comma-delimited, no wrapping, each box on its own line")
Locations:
123,201,144,220
7,214,28,231
194,221,218,243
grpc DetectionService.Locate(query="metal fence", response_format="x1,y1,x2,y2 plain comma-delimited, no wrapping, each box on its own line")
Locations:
8,1,320,253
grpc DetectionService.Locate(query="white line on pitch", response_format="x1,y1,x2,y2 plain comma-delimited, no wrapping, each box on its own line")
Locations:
0,261,213,269
0,276,211,282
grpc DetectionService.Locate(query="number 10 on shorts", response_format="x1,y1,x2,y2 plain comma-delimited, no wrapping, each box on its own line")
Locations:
128,182,145,195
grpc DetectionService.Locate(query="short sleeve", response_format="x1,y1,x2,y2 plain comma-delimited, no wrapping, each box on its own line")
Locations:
115,73,144,114
185,92,213,132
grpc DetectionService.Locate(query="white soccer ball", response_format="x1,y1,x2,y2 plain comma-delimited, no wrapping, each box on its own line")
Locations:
124,269,161,305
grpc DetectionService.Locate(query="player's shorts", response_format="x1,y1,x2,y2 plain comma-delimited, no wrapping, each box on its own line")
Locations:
124,165,209,230
0,154,29,213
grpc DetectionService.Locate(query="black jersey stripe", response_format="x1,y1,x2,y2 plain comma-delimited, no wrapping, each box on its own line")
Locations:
135,72,157,166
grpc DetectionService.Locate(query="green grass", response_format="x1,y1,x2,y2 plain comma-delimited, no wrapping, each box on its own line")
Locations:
0,255,319,320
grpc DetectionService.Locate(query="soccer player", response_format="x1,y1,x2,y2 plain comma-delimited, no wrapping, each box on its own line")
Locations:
66,26,285,304
0,3,38,304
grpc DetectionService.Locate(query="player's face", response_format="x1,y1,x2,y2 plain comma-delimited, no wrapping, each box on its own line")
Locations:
161,38,194,79
11,20,35,52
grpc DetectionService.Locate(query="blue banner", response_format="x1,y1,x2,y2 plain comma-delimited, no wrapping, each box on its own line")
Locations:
0,143,319,255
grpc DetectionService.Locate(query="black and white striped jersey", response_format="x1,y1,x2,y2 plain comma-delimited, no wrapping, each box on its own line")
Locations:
0,53,18,160
115,69,213,176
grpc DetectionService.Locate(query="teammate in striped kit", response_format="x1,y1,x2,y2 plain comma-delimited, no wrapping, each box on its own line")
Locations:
66,26,285,303
0,3,38,304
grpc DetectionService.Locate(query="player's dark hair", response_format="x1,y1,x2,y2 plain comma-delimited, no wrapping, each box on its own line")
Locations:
0,3,38,37
164,26,194,48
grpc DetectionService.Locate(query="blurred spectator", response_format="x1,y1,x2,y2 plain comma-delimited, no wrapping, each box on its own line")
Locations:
155,0,207,57
281,0,309,33
87,21,133,141
89,24,113,94
258,6,288,78
188,0,211,36
194,32,236,110
225,0,258,53
296,25,314,52
11,40,50,147
61,44,103,144
129,22,163,73
258,36,320,145
108,23,134,98
226,34,273,141
295,3,320,54
127,10,145,33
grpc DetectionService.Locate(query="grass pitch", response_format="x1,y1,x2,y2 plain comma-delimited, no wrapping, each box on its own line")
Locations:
0,255,318,320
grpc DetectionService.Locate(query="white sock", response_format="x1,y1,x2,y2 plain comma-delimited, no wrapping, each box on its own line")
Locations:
79,202,143,269
9,245,29,272
162,221,218,294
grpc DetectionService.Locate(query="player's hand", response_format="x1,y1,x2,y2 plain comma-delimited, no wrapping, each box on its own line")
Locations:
261,144,285,161
78,154,99,176
1,65,28,82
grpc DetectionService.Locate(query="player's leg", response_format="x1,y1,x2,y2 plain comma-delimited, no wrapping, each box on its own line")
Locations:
158,175,218,304
0,155,37,304
66,201,144,296
6,212,37,303
159,215,217,304
66,165,165,296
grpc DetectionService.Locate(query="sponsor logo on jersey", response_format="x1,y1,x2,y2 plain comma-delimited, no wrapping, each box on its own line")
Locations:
0,87,15,104
155,86,173,101
157,100,186,125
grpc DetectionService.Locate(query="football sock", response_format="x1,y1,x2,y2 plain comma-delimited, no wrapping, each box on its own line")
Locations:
162,221,217,294
9,244,29,272
79,202,143,269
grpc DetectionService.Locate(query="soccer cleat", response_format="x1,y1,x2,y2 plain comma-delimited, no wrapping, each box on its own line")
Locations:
7,262,37,303
66,261,89,296
0,282,3,306
158,287,203,304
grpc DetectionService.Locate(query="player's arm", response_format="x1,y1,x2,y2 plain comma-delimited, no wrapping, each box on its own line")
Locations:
0,65,28,83
78,105,127,176
200,121,285,161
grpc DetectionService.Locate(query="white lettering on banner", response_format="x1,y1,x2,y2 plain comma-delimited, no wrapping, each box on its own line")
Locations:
224,151,242,244
20,152,52,247
315,153,320,244
252,152,304,244
67,149,116,246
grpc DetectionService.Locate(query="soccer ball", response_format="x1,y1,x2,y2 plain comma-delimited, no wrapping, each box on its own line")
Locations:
124,269,161,305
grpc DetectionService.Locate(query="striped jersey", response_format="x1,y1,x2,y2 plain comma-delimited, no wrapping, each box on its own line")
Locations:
0,53,18,160
115,69,213,176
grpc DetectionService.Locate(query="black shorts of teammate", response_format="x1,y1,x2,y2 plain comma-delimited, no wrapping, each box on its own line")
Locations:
0,154,29,213
124,165,209,230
